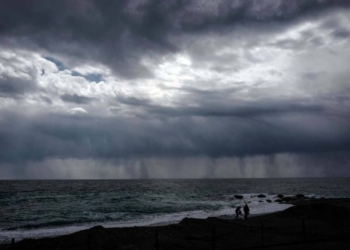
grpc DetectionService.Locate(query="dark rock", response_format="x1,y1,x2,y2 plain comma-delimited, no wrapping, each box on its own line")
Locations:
277,194,284,199
259,200,263,202
266,199,272,203
274,199,282,202
282,197,292,202
258,194,266,198
296,194,305,199
234,195,243,199
320,197,325,199
90,225,104,230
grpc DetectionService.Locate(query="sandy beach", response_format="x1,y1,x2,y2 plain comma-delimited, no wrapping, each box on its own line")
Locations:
1,198,350,250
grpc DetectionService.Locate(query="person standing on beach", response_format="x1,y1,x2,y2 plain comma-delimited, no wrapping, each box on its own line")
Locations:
243,204,250,221
235,206,242,219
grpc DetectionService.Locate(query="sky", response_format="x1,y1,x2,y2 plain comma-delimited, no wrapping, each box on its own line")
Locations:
0,0,350,179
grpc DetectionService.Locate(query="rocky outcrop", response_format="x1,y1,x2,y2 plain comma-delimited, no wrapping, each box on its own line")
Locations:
277,194,327,204
282,197,293,202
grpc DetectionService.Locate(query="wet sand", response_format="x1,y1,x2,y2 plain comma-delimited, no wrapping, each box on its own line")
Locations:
1,198,350,249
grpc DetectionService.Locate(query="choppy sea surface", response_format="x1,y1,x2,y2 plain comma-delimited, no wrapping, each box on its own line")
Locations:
1,178,350,243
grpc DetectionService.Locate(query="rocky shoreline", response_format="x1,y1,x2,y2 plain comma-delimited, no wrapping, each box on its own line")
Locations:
233,193,324,204
1,197,350,250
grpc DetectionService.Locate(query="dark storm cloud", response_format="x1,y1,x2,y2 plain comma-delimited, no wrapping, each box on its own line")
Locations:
117,95,152,107
331,28,350,39
1,0,350,178
162,85,244,96
142,100,324,118
1,0,350,78
0,109,349,164
40,95,53,105
178,0,350,33
116,88,325,118
60,94,95,104
0,74,37,98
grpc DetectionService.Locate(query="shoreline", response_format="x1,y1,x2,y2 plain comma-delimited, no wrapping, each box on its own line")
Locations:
0,212,280,250
0,200,293,244
3,198,350,249
0,207,288,244
0,195,327,243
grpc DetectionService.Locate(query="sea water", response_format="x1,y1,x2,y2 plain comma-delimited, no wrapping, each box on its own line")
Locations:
1,178,350,243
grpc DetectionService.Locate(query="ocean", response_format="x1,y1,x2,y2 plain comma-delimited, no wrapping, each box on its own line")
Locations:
1,178,350,243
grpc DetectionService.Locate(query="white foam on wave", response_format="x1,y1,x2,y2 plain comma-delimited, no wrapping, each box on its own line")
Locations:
0,209,236,243
0,193,298,243
225,193,293,215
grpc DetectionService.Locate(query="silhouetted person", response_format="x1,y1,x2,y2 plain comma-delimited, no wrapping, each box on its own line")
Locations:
235,206,242,219
244,204,250,221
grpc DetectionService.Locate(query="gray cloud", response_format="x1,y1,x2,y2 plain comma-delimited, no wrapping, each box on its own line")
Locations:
61,94,95,104
143,100,325,118
0,74,37,98
1,0,350,178
1,0,349,79
116,87,326,118
0,109,349,165
332,28,350,39
117,95,152,107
